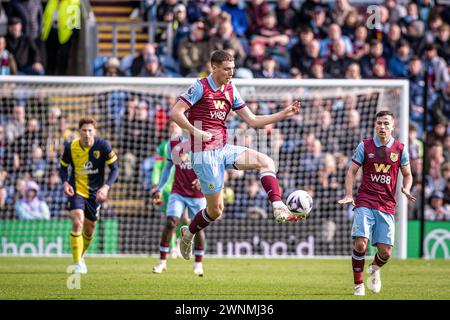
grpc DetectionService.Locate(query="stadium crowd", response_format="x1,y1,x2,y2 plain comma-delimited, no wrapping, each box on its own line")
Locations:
0,0,449,225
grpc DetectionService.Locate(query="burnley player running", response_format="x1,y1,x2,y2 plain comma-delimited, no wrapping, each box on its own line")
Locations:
171,49,301,260
338,110,416,296
151,120,207,276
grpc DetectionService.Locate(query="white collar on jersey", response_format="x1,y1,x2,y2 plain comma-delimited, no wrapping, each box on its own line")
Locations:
207,74,225,92
373,135,394,148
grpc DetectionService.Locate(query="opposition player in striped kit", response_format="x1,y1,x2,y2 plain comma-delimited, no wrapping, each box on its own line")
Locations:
338,110,416,296
171,50,301,260
151,120,207,276
60,118,119,274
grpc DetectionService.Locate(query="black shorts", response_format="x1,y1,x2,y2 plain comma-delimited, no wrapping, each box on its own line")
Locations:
68,194,102,221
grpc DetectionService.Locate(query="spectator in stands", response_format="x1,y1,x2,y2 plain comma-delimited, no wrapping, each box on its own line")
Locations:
294,38,320,77
102,57,124,77
5,17,44,75
408,123,423,167
388,40,412,78
425,190,450,221
324,39,354,78
350,25,369,61
444,176,450,205
345,62,361,79
299,137,325,184
186,0,211,23
28,146,46,183
424,13,443,47
14,180,50,220
320,23,353,58
435,24,450,65
331,0,357,28
156,0,178,22
314,108,338,154
41,0,80,75
171,3,191,59
5,104,26,143
290,26,314,69
254,55,286,79
372,58,390,79
177,21,209,76
0,35,17,75
309,5,328,40
428,119,448,146
138,54,168,77
310,59,324,79
432,80,450,123
251,11,290,71
8,0,42,47
423,43,449,92
404,20,426,57
209,18,247,68
233,176,268,219
130,43,156,77
245,0,271,38
40,170,66,217
220,0,248,38
0,124,5,165
274,0,298,37
385,0,406,24
359,39,385,78
382,23,401,62
408,56,428,137
338,109,362,157
399,1,419,34
203,5,223,37
416,0,435,23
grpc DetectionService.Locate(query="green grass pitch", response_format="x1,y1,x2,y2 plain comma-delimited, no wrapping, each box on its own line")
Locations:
0,257,449,300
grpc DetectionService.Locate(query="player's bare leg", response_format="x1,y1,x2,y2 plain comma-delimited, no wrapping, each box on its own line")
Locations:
180,191,222,260
353,237,368,296
368,243,392,293
154,216,179,273
234,149,292,222
69,209,86,274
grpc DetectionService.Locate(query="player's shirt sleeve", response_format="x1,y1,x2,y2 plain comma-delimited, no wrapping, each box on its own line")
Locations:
179,80,203,107
401,145,410,167
166,142,172,161
104,140,118,165
60,142,71,168
352,142,365,166
232,83,246,110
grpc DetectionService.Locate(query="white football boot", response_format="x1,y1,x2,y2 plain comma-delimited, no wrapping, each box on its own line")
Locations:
193,262,204,277
152,260,167,274
179,226,194,260
272,203,292,222
354,283,366,296
72,261,87,274
367,264,381,293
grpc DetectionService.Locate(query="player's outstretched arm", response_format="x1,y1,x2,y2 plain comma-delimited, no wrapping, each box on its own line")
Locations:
235,100,301,128
400,164,416,202
337,162,360,206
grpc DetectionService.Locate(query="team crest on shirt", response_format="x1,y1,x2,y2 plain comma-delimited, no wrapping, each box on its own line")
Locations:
93,150,100,159
208,183,214,190
390,152,398,162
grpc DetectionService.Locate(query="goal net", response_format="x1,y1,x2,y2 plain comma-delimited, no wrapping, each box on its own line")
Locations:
0,76,409,258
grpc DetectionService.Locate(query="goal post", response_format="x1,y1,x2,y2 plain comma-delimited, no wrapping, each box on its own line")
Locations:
0,76,409,259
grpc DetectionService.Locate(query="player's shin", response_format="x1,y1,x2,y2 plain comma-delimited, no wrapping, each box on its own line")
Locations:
352,249,366,285
187,208,214,238
70,231,83,263
82,232,94,256
259,171,282,203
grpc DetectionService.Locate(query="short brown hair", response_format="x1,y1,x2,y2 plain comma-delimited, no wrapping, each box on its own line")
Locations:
210,50,234,67
376,110,394,119
78,117,97,129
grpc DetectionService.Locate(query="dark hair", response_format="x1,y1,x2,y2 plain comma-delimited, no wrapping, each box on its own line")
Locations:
210,50,234,67
375,110,394,119
78,117,97,129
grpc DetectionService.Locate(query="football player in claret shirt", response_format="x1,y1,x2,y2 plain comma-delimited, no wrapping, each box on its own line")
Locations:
170,49,301,260
338,110,416,296
60,118,119,274
151,120,207,276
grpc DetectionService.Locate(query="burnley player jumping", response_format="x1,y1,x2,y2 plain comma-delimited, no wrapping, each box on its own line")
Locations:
338,110,416,296
171,49,301,260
